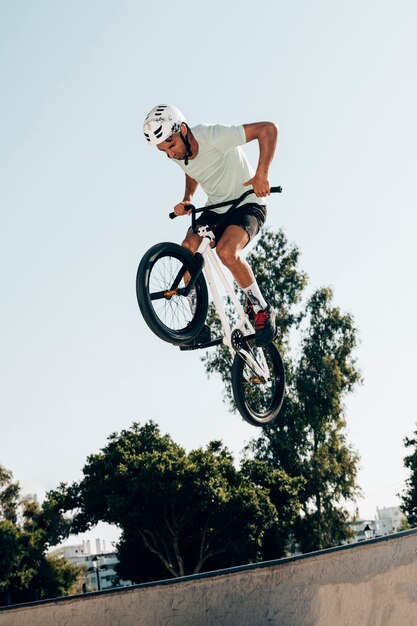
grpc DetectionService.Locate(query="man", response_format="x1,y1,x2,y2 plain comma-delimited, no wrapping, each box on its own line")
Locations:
143,104,278,347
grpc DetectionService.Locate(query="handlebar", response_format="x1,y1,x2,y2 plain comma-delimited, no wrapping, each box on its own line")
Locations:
169,186,282,220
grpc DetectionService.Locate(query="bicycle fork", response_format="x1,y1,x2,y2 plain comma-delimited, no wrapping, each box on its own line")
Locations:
199,244,271,384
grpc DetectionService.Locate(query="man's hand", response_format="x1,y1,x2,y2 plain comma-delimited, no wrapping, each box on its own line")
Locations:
243,173,271,197
173,200,193,216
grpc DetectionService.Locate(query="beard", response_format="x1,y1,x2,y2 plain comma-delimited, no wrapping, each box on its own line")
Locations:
167,151,186,161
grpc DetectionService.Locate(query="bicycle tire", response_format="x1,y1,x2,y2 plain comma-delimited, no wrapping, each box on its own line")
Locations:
136,242,209,346
231,342,285,427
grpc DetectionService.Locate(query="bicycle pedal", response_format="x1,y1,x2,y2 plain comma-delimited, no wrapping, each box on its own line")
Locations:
179,337,222,351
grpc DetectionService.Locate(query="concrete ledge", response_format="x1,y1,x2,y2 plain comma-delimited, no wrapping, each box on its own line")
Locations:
1,529,417,625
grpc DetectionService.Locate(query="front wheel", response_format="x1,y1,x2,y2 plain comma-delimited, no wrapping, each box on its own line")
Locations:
136,242,209,346
231,342,285,427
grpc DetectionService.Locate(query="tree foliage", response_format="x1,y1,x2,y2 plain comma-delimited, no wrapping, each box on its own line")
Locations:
400,430,417,526
0,466,81,606
47,421,301,583
293,287,361,550
202,228,362,551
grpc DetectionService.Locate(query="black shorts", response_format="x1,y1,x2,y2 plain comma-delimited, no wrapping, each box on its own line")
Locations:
193,202,266,246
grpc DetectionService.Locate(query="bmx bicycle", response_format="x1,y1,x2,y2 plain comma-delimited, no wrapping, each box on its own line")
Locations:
136,187,285,427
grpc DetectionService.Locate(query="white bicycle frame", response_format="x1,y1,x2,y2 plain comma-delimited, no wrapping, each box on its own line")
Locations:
194,226,271,382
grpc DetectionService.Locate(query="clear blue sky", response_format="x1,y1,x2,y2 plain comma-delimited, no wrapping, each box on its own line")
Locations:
1,0,417,548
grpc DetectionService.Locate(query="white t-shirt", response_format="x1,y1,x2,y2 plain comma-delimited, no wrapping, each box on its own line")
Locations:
174,124,266,214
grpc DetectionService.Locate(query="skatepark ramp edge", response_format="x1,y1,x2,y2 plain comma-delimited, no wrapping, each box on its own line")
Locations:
1,528,417,625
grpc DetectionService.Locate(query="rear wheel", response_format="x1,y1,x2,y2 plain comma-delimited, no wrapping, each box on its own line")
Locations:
136,242,209,345
231,342,285,426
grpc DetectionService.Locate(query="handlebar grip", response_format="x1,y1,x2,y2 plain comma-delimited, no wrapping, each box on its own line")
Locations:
169,204,196,219
270,186,282,193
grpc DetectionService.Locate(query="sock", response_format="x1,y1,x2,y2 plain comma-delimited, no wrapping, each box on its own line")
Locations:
187,287,197,315
243,281,267,313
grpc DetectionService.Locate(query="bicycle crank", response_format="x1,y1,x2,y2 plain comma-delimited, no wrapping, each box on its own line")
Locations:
231,328,255,350
248,375,266,384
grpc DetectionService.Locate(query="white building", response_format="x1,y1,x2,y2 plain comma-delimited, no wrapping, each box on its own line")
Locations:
49,539,132,593
376,506,404,534
350,505,407,543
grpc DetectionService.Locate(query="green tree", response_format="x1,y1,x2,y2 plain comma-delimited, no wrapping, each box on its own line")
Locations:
0,466,81,606
0,466,19,524
240,458,304,559
248,288,361,551
401,429,417,527
47,421,301,583
201,229,362,552
398,516,412,531
294,288,361,550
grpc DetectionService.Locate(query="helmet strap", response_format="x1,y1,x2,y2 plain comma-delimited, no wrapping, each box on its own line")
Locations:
180,125,192,166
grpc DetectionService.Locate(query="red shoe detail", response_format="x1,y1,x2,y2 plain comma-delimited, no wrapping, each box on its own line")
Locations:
254,310,269,330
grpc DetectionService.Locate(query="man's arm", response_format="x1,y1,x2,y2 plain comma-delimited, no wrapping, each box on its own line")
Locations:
173,174,199,216
183,174,199,202
242,122,278,197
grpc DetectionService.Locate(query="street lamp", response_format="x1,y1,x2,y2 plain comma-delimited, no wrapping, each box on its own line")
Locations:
92,555,101,592
364,524,373,540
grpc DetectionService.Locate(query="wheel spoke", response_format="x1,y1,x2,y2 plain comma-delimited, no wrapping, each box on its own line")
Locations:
148,254,197,331
151,258,177,329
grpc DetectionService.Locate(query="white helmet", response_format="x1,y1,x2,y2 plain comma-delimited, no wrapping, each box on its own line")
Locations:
143,104,187,146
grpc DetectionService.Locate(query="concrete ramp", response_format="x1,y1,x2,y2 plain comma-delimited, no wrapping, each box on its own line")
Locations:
1,529,417,626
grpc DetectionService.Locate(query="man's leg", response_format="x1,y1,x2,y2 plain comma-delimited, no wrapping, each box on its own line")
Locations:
215,225,254,287
178,229,211,345
182,228,202,254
